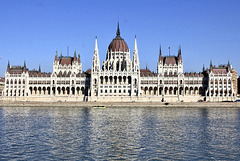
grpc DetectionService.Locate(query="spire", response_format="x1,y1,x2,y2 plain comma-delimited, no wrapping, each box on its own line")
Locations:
78,53,81,63
210,59,213,71
178,45,182,60
74,49,77,61
23,60,27,72
7,60,10,72
158,45,162,62
39,65,41,73
168,46,170,56
95,36,98,51
92,36,100,73
55,49,58,61
202,64,205,72
228,60,230,66
67,46,69,56
132,35,140,72
178,45,181,55
134,35,138,51
60,50,62,57
116,21,120,37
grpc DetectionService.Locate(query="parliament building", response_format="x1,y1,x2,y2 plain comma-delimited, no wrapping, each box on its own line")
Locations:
3,24,238,102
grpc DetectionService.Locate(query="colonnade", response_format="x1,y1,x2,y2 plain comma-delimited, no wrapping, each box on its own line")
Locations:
208,78,234,96
141,86,204,96
5,89,25,96
29,86,86,96
99,76,132,85
5,79,26,96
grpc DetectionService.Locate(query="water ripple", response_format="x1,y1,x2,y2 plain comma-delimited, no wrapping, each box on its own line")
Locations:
0,107,240,160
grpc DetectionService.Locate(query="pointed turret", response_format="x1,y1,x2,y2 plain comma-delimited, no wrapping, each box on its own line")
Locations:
178,45,182,60
74,49,77,61
202,64,205,72
92,36,100,73
78,53,81,63
95,36,98,52
7,60,10,69
39,65,41,73
116,21,120,37
134,35,138,51
55,49,58,61
132,36,140,72
23,60,27,72
227,60,232,71
7,60,10,72
158,45,163,62
157,46,163,74
210,60,213,70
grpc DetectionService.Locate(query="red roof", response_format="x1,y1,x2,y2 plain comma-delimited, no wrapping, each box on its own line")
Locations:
140,69,157,77
108,36,129,52
212,68,227,74
164,57,177,65
140,69,152,73
59,57,73,65
184,72,203,77
29,71,51,77
8,66,27,74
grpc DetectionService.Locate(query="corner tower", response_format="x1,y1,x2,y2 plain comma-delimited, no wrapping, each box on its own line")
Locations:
92,37,100,73
91,37,101,97
132,36,140,72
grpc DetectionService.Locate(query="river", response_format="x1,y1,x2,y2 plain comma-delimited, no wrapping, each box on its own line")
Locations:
0,106,240,160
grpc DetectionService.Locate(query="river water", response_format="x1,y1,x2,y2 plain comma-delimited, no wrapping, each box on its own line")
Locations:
0,106,240,160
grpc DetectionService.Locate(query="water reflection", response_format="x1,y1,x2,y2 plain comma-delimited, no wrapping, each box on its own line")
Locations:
0,107,240,160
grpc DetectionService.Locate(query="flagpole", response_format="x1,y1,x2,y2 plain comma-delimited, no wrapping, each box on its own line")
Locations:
168,46,170,56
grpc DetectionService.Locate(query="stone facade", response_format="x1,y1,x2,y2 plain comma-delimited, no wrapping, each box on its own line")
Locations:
206,63,236,102
232,68,238,95
2,24,237,102
0,77,4,96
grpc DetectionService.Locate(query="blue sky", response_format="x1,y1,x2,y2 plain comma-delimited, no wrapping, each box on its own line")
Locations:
0,0,240,76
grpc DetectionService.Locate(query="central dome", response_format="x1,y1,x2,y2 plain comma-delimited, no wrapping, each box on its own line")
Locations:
108,23,129,52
